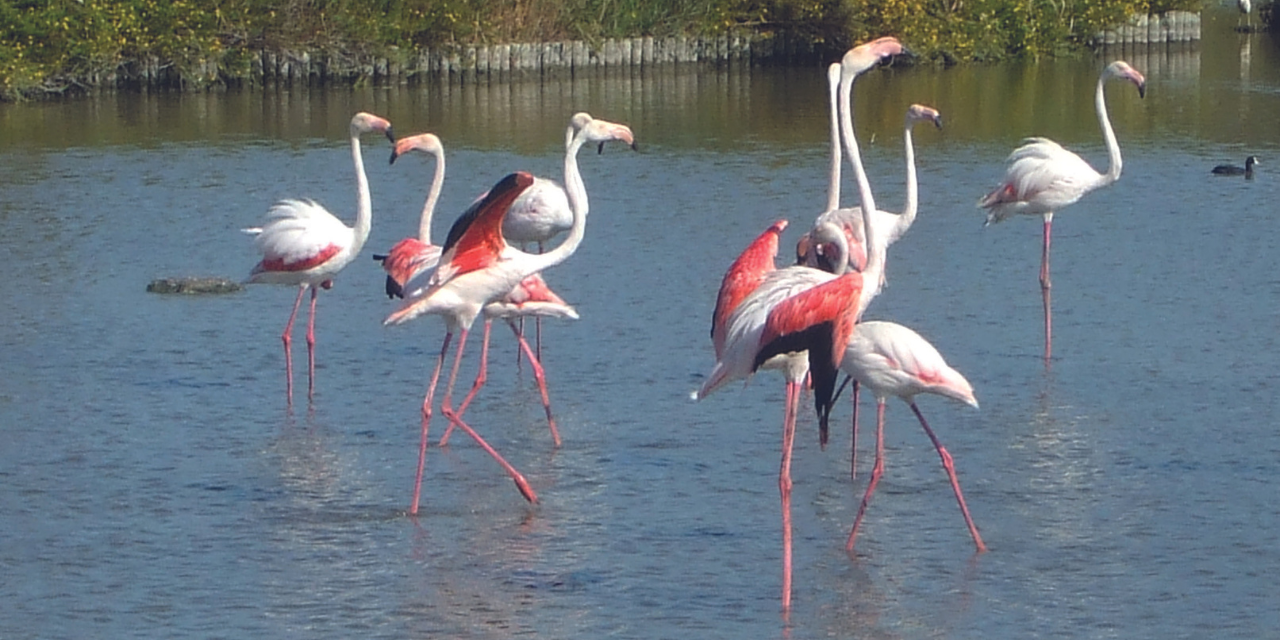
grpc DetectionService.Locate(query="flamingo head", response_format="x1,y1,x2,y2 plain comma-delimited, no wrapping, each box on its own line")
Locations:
907,104,942,129
574,113,637,154
1105,60,1146,99
389,132,443,165
841,37,904,77
351,112,395,143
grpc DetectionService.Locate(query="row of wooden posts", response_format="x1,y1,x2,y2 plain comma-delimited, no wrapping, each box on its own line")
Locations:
103,12,1203,92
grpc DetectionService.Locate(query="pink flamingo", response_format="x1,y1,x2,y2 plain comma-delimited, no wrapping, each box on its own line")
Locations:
839,321,985,553
697,226,863,611
694,36,903,611
798,73,942,466
979,60,1145,362
384,115,635,516
244,111,394,404
374,133,574,449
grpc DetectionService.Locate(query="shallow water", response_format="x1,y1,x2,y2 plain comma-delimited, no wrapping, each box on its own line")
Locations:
3,10,1280,638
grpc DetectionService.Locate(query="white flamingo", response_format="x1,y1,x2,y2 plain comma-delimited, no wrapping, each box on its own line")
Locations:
979,60,1145,362
244,111,393,404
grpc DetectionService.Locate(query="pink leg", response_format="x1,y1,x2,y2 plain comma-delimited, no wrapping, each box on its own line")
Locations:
440,408,539,504
1041,213,1053,363
509,321,561,448
410,331,453,516
436,327,473,447
305,285,318,400
535,316,543,362
280,285,308,405
779,379,800,612
515,317,524,371
439,321,492,446
850,380,861,481
909,401,987,552
847,399,886,552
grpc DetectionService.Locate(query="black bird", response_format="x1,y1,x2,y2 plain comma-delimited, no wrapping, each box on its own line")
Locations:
1212,155,1259,178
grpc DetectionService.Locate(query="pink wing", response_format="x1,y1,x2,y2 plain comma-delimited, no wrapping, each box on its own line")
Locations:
430,172,534,285
712,220,787,358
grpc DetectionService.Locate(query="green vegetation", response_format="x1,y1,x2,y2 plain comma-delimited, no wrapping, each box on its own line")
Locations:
2,0,1205,101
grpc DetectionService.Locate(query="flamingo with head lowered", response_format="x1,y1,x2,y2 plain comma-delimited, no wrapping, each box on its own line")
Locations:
384,115,635,516
979,60,1145,363
245,111,394,405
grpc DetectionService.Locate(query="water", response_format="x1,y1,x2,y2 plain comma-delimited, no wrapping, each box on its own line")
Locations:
4,11,1280,638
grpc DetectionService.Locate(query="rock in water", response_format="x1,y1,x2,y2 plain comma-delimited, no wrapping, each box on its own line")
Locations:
146,277,243,295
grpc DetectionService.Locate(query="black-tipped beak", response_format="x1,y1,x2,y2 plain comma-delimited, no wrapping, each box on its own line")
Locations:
597,141,606,155
1137,83,1146,99
385,126,396,143
933,115,944,129
389,148,401,165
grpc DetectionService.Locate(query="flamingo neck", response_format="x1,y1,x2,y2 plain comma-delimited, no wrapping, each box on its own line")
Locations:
1097,73,1123,186
522,128,590,276
839,65,882,310
349,131,373,253
826,64,843,213
900,119,919,239
418,147,445,243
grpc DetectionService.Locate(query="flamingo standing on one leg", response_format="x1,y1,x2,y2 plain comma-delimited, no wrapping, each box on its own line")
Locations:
385,115,635,515
374,133,574,449
838,321,985,553
245,111,394,405
979,60,1145,363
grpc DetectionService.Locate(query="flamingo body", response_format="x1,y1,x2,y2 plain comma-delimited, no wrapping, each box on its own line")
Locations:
502,178,573,246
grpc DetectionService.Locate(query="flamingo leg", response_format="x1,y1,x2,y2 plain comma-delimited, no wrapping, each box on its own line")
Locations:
305,285,318,400
438,410,539,504
1041,212,1053,363
280,284,308,404
439,320,492,446
436,327,473,447
535,316,543,362
516,317,524,371
851,380,861,481
847,399,886,552
410,331,453,516
779,379,800,611
908,401,987,553
844,399,885,550
509,320,561,447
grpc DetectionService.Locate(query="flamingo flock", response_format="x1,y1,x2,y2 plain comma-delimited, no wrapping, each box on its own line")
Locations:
240,37,1146,613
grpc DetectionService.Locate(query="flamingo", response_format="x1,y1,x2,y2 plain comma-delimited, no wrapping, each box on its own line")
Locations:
499,116,592,361
244,111,394,404
979,60,1145,362
797,73,942,465
384,114,635,516
1212,155,1258,178
1238,0,1253,31
373,133,573,449
696,228,863,611
693,36,903,611
838,321,986,554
